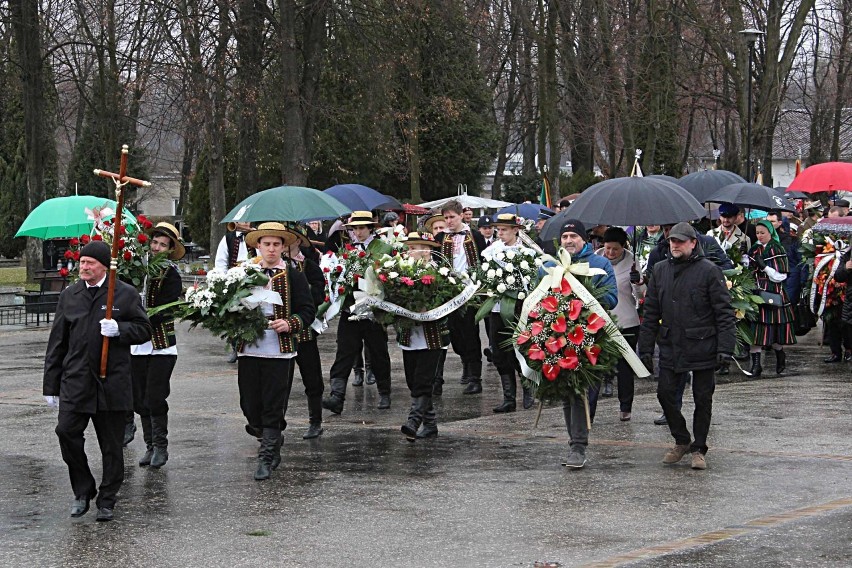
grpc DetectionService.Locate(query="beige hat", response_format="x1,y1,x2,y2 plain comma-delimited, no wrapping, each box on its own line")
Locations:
344,211,377,227
491,213,523,229
422,213,445,233
245,222,299,248
146,222,186,260
804,200,822,211
403,231,440,248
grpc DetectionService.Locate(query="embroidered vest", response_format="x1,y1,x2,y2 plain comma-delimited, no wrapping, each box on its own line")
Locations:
238,267,304,354
440,232,479,272
293,260,316,343
396,319,450,350
146,267,176,350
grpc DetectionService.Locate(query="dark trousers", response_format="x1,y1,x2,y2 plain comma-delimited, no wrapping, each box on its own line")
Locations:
55,410,125,509
489,312,518,376
448,306,482,376
329,317,391,396
131,355,177,417
616,326,639,412
658,367,715,454
238,357,294,430
292,338,324,398
402,349,444,397
826,318,852,356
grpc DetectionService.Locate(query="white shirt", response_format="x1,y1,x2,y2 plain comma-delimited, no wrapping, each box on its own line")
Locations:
239,262,296,359
215,232,250,272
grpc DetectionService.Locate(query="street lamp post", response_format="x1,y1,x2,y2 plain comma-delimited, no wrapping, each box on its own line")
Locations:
739,28,764,183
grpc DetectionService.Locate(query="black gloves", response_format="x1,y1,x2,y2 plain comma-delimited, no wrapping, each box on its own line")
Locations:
630,267,642,284
639,353,654,373
717,353,732,365
751,255,767,271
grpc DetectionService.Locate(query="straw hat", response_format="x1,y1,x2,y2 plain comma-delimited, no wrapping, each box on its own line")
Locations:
146,222,186,260
491,213,523,229
403,231,440,248
245,222,299,248
422,213,445,233
344,211,377,227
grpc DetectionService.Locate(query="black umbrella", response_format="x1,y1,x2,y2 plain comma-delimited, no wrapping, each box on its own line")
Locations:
539,177,706,242
705,183,797,213
676,170,746,203
776,187,808,199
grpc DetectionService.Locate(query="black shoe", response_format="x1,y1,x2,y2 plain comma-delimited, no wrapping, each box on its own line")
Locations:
432,379,443,397
493,401,516,413
463,380,482,395
245,424,262,439
522,387,534,410
122,422,136,447
254,460,271,481
322,395,344,415
749,352,763,377
95,507,114,522
416,424,438,438
653,413,668,425
484,347,493,362
717,361,730,376
824,354,842,363
352,369,364,386
377,394,391,409
845,351,852,362
775,349,786,374
138,448,154,467
401,421,419,442
602,381,614,398
365,369,376,385
150,447,168,469
70,497,91,518
302,424,323,439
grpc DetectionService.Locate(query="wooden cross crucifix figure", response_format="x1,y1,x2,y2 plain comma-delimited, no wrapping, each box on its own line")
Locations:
93,144,151,379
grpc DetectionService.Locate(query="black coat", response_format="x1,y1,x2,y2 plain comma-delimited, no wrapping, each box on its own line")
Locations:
638,247,737,373
832,250,852,324
44,278,152,413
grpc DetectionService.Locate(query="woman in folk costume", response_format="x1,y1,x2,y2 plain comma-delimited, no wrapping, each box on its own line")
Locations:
239,223,316,480
746,220,796,376
397,232,448,441
130,222,185,468
484,214,536,412
282,222,326,440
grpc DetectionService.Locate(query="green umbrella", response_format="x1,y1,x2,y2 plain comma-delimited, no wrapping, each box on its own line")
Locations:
15,195,138,240
220,185,352,224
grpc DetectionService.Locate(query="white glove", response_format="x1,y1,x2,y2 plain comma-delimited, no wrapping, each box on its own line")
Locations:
100,318,120,337
44,396,59,408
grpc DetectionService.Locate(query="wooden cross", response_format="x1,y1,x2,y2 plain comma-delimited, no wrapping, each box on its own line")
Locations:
93,144,151,379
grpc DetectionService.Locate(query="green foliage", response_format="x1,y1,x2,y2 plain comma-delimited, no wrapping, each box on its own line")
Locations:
563,170,599,195
186,146,212,250
500,173,541,204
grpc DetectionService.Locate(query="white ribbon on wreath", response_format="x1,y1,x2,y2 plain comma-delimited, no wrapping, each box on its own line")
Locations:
810,236,849,317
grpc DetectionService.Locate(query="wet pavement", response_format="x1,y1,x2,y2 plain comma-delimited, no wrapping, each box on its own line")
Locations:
0,320,850,567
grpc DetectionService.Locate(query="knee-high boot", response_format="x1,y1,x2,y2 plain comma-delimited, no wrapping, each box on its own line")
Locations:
150,415,169,468
416,399,438,439
322,378,347,414
493,374,517,413
775,348,786,374
138,415,154,466
401,396,429,441
749,352,763,377
433,350,446,396
255,428,282,480
303,395,324,439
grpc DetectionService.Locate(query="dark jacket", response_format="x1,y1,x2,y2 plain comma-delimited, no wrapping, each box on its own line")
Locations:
145,264,182,350
434,227,487,270
44,278,152,413
832,250,852,324
571,243,618,311
638,247,736,373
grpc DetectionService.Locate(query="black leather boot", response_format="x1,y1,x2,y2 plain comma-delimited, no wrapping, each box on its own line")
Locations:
775,349,786,374
270,429,284,470
493,374,517,413
522,385,535,409
401,396,428,441
254,428,280,480
416,402,438,438
150,415,169,468
459,361,470,384
138,415,153,466
123,416,136,447
303,395,324,439
749,352,762,377
321,378,346,414
433,350,446,396
352,368,364,387
463,377,482,394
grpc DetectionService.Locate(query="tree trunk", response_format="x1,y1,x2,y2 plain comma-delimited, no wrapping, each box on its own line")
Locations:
208,0,230,251
10,0,47,279
234,0,263,200
280,0,308,185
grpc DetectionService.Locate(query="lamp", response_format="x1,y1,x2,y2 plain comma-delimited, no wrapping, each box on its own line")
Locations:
739,28,765,183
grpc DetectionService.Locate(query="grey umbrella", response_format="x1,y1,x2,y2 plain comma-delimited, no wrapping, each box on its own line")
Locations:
646,174,680,184
539,177,706,242
676,170,747,203
705,183,797,213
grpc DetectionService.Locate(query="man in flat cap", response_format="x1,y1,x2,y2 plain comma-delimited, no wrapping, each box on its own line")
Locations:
43,241,152,522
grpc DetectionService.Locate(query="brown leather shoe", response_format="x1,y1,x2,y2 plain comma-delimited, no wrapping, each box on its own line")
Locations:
662,444,690,464
619,411,631,422
691,452,707,470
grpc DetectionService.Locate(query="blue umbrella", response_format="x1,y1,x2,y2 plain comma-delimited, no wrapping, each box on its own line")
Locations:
497,203,554,221
324,184,402,212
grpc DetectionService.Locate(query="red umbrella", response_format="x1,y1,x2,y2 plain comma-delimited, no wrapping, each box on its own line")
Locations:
786,162,852,193
398,203,429,215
